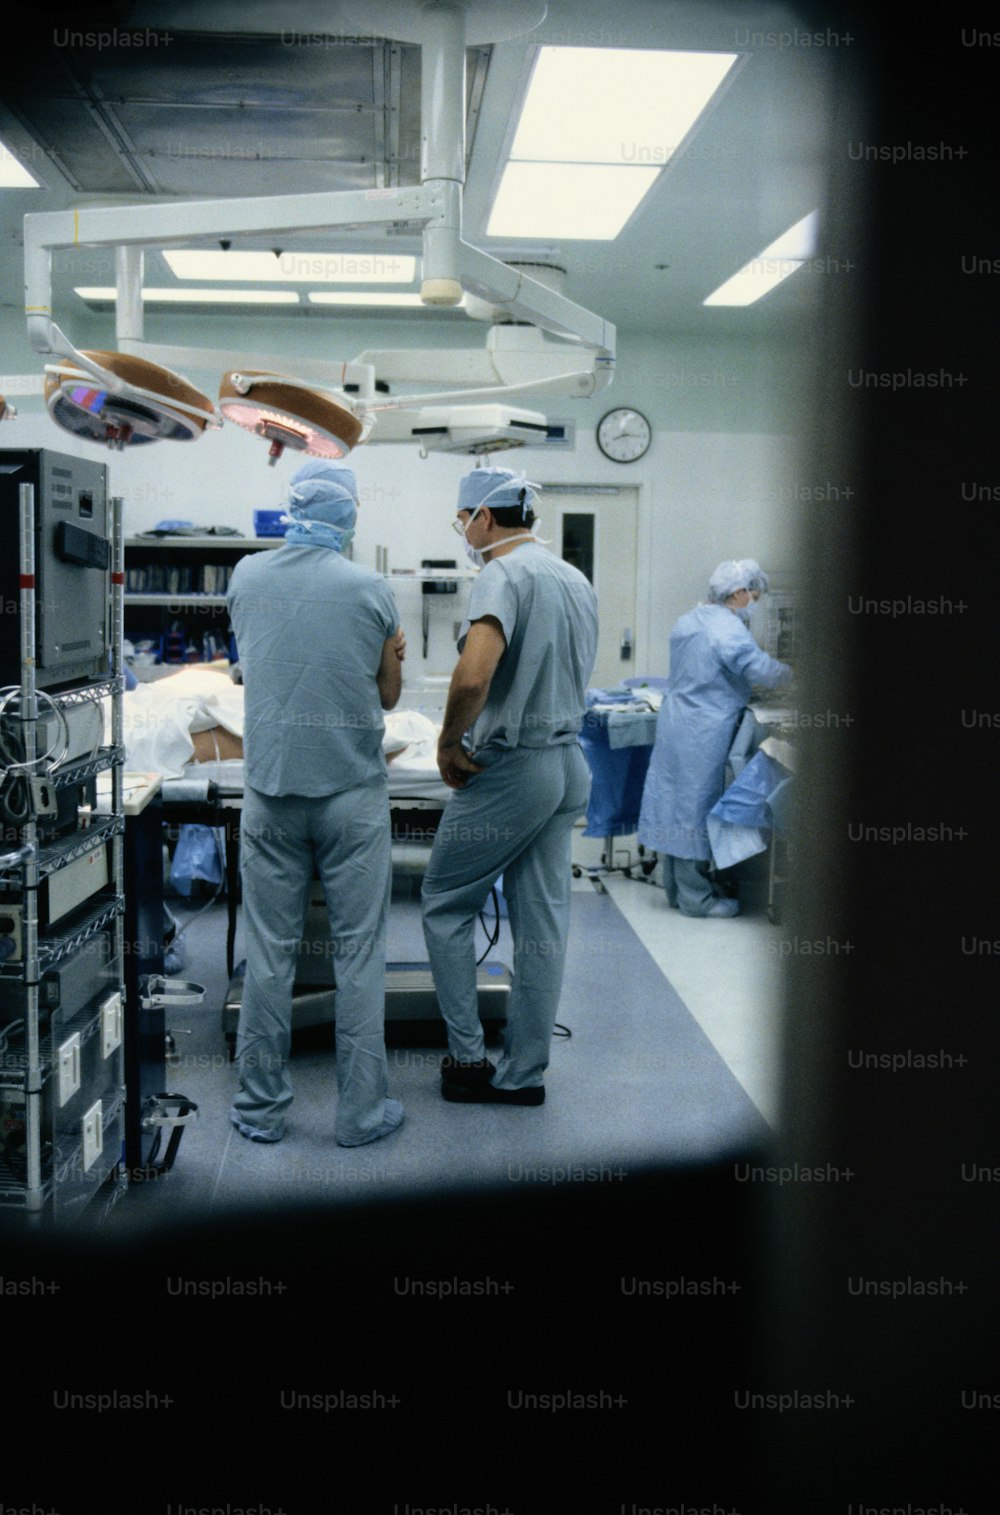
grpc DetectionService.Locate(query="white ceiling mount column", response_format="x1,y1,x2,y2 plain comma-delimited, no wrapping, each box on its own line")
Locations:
343,0,548,46
115,246,144,345
419,3,467,305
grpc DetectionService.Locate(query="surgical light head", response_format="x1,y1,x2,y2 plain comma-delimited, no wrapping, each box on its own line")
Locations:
43,350,216,450
219,371,363,466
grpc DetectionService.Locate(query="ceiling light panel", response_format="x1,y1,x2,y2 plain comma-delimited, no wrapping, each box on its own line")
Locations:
703,210,820,306
308,292,465,307
0,139,40,188
510,48,739,165
75,287,299,304
702,262,804,306
489,163,660,240
163,250,417,283
488,46,738,240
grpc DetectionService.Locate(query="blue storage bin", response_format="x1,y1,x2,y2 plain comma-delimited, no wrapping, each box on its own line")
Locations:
253,509,287,538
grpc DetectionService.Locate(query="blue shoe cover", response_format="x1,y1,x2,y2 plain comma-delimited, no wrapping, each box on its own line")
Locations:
230,1111,284,1143
336,1098,405,1148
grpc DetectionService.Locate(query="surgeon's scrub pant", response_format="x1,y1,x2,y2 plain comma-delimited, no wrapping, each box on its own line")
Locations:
421,743,591,1090
662,855,729,917
232,779,392,1145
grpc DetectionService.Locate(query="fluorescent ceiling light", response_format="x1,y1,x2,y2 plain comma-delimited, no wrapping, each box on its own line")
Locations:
761,211,819,259
0,140,40,188
510,47,739,165
163,250,417,283
702,262,803,306
489,163,659,240
308,292,465,307
703,211,821,306
75,287,299,304
488,46,737,239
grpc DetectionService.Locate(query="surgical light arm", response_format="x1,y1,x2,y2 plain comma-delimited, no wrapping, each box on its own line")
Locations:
23,0,615,437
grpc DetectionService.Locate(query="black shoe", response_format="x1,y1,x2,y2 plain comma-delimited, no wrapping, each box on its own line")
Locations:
442,1081,545,1106
440,1056,496,1090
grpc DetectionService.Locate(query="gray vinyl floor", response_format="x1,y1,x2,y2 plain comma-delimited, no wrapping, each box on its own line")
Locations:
111,836,779,1235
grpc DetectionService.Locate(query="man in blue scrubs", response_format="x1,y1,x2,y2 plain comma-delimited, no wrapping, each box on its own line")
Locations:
421,468,599,1105
638,559,792,917
227,459,406,1146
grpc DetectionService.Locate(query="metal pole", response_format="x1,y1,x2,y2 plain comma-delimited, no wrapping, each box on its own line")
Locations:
18,482,42,1211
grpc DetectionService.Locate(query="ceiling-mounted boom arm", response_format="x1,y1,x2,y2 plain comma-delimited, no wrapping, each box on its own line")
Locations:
23,0,615,455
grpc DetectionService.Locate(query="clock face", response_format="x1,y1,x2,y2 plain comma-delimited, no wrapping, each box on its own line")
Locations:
596,407,651,463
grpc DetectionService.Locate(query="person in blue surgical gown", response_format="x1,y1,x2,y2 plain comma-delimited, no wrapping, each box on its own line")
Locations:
421,467,599,1105
637,558,792,918
226,459,406,1146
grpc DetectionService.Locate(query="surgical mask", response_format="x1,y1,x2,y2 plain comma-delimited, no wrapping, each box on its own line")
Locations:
462,524,548,571
736,599,763,627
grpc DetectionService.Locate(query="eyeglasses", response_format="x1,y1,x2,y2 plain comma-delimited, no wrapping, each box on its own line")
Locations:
452,507,480,537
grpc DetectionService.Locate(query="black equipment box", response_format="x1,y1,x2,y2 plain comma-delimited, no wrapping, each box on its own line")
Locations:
0,448,110,688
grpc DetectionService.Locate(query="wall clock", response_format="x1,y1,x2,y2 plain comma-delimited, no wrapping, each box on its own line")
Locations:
596,407,652,462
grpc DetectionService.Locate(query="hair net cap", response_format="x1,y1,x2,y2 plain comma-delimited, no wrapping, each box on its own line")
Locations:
288,459,358,528
736,558,769,594
458,467,538,518
707,560,751,602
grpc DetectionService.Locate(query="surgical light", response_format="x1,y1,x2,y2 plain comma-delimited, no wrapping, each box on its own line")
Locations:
43,351,217,450
218,371,364,466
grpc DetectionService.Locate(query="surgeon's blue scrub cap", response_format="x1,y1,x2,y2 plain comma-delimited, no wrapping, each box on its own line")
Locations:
288,458,358,528
457,466,539,519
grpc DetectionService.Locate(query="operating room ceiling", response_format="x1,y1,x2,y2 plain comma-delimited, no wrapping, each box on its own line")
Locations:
0,0,836,338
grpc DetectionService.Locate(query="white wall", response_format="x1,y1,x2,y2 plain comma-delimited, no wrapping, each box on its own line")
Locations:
1,304,812,679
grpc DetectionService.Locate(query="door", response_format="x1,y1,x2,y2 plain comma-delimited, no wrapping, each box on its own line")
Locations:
542,486,640,687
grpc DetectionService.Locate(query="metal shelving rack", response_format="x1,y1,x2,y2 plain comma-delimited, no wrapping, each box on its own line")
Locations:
0,484,126,1221
123,535,282,668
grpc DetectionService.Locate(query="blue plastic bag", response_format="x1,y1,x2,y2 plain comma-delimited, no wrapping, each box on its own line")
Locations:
169,824,222,897
707,750,792,868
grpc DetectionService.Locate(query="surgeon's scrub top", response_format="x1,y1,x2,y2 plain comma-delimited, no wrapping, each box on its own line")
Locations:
457,543,599,754
228,544,398,797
